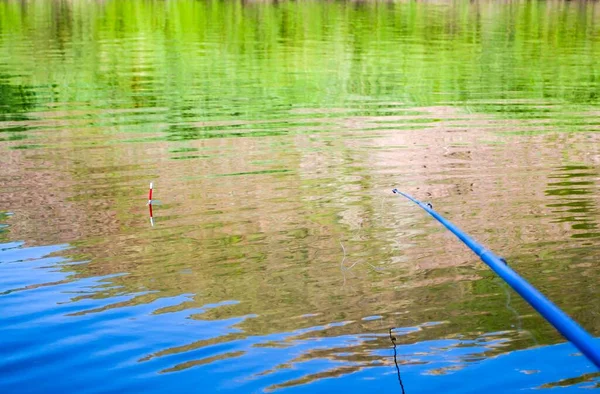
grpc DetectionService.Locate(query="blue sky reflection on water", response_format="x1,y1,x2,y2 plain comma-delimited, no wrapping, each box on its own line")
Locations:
1,241,598,393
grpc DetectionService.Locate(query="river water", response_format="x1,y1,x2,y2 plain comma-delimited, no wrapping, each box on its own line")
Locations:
1,1,600,392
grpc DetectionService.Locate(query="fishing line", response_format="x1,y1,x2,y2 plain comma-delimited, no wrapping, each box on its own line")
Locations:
499,279,539,346
389,328,406,394
501,279,523,332
340,240,350,288
339,236,383,280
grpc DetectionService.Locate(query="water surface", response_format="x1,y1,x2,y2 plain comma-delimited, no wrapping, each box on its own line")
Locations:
1,1,600,392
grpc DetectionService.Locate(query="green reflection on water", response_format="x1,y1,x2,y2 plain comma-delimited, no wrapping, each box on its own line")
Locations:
0,0,599,125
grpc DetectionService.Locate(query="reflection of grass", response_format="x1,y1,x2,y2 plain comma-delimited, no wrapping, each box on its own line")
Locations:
181,168,293,180
1,0,600,145
0,212,10,241
211,169,292,177
165,128,338,140
545,165,600,241
362,125,430,131
9,144,42,149
496,127,600,136
171,155,210,160
168,147,199,153
572,232,600,239
0,126,33,133
0,134,29,141
539,372,600,389
120,137,167,143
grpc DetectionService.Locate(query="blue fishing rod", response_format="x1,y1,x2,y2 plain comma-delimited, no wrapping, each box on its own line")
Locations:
392,189,600,369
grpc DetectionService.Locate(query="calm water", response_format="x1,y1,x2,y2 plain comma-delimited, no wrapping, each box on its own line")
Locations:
1,0,600,392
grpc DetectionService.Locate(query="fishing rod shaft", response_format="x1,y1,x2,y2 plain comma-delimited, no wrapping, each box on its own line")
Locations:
392,189,600,369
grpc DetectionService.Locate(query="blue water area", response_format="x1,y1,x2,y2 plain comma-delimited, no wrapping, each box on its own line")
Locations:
1,241,598,393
